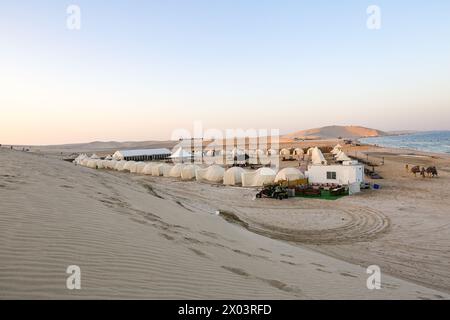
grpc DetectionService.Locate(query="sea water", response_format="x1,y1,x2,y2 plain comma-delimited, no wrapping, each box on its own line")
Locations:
360,131,450,154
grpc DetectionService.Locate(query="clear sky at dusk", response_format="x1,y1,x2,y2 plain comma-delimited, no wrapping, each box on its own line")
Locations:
1,0,450,145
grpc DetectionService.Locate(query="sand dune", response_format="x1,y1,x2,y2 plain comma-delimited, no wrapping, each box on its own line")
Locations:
0,149,448,299
284,125,387,140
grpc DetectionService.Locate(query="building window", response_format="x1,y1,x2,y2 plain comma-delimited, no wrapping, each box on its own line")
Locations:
326,171,336,180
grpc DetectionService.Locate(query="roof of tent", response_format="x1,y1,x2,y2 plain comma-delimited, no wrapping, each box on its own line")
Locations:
336,152,351,161
170,147,192,158
114,148,171,158
311,147,327,165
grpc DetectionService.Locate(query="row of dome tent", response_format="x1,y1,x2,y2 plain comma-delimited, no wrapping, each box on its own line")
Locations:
73,154,306,187
168,146,309,164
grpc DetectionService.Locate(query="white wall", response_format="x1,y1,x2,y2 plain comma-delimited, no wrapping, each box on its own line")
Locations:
307,164,364,185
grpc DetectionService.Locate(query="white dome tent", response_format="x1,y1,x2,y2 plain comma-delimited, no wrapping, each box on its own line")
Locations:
196,165,225,183
162,164,174,177
181,164,201,180
115,160,127,171
95,159,106,169
241,167,277,187
274,168,305,182
87,159,98,169
169,164,185,178
106,160,117,169
73,154,88,165
151,163,172,176
280,148,292,160
223,167,246,185
130,162,146,174
123,161,136,172
90,154,100,159
306,147,315,157
293,148,304,156
80,158,90,167
142,163,157,175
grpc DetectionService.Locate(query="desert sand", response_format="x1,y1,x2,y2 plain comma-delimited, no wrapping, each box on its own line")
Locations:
0,147,449,299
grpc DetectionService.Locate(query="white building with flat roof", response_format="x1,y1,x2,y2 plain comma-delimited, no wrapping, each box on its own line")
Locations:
306,162,364,190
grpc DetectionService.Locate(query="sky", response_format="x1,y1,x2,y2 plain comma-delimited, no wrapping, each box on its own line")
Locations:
1,0,450,145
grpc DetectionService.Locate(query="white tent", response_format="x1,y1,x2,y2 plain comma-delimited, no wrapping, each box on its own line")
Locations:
336,152,352,162
169,164,185,177
95,159,106,169
170,147,192,163
280,148,291,156
223,167,246,185
150,163,171,176
105,155,113,160
87,159,98,169
162,164,174,177
106,160,117,169
90,154,100,159
115,160,127,171
306,147,315,156
123,161,136,172
181,164,201,180
73,154,88,165
334,150,344,158
311,147,327,165
98,159,109,169
128,162,138,173
196,165,225,183
274,167,305,182
280,148,292,160
130,162,146,174
142,163,157,175
80,158,90,167
241,167,277,187
293,148,304,156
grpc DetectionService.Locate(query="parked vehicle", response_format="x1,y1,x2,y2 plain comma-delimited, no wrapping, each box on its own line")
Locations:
256,185,289,200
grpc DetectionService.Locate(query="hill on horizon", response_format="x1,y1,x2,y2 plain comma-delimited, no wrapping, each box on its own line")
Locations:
283,125,388,140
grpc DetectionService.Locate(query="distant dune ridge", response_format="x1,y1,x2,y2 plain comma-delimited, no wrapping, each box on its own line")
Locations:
283,125,388,140
35,140,177,152
17,125,392,151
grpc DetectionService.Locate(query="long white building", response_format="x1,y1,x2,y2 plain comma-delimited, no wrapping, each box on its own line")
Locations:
112,148,171,161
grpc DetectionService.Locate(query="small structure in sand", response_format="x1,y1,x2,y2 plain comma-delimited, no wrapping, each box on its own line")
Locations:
223,167,246,185
241,167,277,187
181,164,201,180
196,165,225,183
169,164,185,177
274,167,305,183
